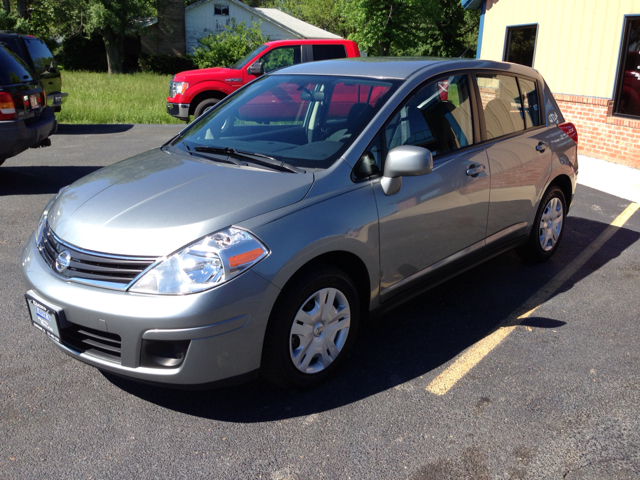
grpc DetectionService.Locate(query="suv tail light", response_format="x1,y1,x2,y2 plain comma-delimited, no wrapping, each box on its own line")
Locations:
0,92,17,120
558,122,578,144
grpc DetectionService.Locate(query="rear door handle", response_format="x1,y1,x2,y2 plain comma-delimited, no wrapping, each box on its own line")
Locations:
536,141,549,152
466,163,485,177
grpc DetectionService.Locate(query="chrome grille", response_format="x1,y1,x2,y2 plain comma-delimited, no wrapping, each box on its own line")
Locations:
37,220,157,290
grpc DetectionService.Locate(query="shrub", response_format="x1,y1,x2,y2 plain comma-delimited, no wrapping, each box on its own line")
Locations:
191,20,269,69
138,53,196,75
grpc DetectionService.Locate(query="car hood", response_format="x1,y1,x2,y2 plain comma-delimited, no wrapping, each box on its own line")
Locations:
48,148,313,257
174,67,240,82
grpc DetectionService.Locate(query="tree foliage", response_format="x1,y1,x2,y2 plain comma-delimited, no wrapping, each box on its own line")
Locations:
338,0,478,57
1,0,155,74
191,20,269,69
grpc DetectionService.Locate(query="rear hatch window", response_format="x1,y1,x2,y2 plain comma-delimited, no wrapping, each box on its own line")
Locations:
22,37,56,76
0,44,34,85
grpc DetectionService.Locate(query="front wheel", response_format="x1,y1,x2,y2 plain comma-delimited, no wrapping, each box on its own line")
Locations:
517,185,566,262
261,266,360,389
193,97,221,119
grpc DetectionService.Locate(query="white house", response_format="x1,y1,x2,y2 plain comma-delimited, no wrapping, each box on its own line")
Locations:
184,0,341,53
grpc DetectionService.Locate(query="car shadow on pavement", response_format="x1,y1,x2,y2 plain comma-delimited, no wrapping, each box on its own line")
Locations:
0,166,102,196
56,124,135,135
104,213,640,423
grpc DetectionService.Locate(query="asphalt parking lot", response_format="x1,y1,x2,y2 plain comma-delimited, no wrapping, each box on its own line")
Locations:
1,125,639,479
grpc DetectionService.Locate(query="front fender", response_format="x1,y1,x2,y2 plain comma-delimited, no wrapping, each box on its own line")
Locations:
247,184,381,310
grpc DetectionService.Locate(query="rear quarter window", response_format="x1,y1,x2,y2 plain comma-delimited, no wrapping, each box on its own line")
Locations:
23,37,56,76
312,45,347,61
0,45,34,85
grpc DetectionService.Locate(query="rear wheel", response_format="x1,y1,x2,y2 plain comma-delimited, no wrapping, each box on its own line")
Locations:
193,97,221,119
517,186,566,262
261,266,360,389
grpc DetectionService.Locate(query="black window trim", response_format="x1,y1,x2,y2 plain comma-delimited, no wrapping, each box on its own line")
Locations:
502,23,539,68
471,70,546,145
612,14,640,119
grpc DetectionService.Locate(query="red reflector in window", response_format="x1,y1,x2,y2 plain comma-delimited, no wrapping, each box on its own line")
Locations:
558,122,578,144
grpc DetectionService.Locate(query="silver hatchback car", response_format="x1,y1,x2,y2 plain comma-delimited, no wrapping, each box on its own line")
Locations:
22,58,578,389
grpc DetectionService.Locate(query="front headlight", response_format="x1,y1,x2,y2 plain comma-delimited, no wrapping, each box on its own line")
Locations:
169,80,189,98
129,227,269,295
35,186,68,246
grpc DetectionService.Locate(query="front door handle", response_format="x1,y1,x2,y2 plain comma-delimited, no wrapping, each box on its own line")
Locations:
536,141,549,152
466,163,485,177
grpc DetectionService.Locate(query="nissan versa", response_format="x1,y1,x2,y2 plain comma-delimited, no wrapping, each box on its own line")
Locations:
21,58,578,389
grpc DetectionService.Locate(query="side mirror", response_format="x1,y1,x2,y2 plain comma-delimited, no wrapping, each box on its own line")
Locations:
247,62,264,76
381,145,433,195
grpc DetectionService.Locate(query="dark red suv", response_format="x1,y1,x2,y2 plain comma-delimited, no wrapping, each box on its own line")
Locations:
167,39,360,121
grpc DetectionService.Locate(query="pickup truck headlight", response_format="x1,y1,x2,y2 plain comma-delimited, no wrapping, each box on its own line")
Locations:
129,227,269,295
169,80,189,98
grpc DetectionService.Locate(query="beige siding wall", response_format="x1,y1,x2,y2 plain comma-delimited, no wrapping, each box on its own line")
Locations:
480,0,640,98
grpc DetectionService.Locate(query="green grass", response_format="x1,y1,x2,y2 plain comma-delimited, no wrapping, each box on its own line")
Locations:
56,71,185,124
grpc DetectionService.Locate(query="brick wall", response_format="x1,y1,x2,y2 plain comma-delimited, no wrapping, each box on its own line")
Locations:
554,94,640,169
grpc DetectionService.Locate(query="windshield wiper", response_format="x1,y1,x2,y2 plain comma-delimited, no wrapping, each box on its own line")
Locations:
180,142,241,165
195,146,304,173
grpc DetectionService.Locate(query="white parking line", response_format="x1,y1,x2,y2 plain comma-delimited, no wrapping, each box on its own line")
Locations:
426,202,640,396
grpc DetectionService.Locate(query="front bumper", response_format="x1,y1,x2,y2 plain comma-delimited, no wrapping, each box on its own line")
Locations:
0,107,57,160
166,101,190,121
21,233,281,386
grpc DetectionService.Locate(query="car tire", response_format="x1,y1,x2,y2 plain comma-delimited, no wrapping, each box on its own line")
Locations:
193,97,221,119
517,185,567,262
261,266,360,389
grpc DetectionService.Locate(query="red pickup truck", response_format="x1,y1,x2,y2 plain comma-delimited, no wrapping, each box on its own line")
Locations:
166,39,360,121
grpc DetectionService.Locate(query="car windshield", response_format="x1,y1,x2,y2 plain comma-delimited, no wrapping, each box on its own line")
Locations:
231,45,269,70
0,44,34,84
172,74,400,170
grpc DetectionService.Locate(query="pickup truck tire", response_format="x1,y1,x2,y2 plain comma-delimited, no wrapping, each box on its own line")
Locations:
193,97,221,119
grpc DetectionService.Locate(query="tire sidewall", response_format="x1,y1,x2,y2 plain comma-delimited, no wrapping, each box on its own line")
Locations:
193,97,220,119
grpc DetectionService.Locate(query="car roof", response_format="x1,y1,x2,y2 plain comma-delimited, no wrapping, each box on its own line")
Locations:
272,57,541,81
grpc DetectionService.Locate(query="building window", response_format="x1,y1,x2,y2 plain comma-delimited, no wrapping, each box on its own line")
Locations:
503,25,537,67
214,4,229,15
614,16,640,118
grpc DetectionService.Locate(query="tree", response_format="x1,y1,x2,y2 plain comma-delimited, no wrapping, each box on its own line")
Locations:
191,20,269,69
84,0,156,74
266,0,352,38
337,0,437,56
1,0,155,74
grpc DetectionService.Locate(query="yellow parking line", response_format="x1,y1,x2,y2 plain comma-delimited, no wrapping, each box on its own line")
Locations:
426,202,640,396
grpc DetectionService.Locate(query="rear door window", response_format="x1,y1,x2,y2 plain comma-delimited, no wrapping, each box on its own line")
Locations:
260,46,301,73
23,37,56,76
312,44,347,61
476,74,524,139
518,77,540,128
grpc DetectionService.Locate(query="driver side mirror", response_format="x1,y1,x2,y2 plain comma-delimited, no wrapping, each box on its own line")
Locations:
247,62,264,76
381,145,433,196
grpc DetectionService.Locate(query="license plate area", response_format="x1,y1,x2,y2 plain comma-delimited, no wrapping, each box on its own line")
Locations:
29,94,40,109
25,293,62,343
